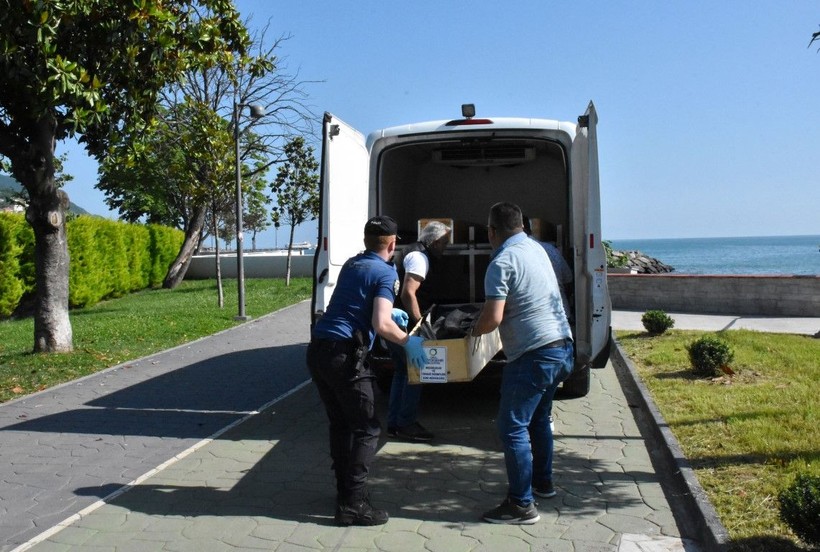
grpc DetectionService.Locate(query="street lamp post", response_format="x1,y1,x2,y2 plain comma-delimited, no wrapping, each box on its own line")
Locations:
233,101,265,321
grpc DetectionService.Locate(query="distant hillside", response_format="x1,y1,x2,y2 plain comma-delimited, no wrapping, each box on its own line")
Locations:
0,174,89,215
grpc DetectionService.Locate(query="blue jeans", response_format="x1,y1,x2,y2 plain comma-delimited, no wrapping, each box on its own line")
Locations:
497,341,574,506
386,340,422,428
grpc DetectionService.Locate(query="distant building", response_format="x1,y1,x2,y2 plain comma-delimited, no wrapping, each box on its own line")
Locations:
0,202,25,213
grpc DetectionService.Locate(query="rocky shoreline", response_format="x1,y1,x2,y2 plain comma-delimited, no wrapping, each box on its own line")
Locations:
609,250,675,274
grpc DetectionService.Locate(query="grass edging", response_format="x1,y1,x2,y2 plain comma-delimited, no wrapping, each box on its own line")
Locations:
610,336,730,552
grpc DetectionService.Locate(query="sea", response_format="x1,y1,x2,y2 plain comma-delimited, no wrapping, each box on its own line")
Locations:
608,235,820,276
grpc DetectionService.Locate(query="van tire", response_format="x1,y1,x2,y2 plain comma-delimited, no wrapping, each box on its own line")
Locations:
558,363,590,398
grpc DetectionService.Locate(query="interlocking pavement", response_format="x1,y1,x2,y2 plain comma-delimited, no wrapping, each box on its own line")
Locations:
0,302,729,551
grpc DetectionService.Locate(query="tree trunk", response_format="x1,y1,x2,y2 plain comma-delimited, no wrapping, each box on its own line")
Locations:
14,116,73,352
212,205,224,308
163,204,207,289
286,223,296,287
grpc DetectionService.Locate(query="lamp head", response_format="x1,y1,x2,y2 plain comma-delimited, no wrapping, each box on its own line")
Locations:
248,104,266,118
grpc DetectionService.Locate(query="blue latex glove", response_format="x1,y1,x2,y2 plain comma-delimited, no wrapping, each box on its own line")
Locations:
391,308,409,329
403,335,428,369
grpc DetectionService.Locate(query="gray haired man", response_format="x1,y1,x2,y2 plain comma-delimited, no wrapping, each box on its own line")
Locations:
387,220,451,442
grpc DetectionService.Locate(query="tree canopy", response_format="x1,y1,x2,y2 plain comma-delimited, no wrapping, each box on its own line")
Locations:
97,28,315,288
271,136,319,284
0,1,250,351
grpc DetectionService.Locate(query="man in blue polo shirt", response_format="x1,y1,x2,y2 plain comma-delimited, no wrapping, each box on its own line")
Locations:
471,202,574,525
307,215,427,527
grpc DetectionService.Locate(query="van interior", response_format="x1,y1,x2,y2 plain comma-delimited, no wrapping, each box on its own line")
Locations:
376,136,572,307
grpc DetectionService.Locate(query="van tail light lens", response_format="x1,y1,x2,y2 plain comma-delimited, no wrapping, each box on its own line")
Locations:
589,234,595,249
445,118,493,126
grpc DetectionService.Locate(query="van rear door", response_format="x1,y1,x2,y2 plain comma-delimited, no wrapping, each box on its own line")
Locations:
571,101,611,368
311,113,370,318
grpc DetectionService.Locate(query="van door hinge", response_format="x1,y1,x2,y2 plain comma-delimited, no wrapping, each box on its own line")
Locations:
329,124,340,138
577,115,589,128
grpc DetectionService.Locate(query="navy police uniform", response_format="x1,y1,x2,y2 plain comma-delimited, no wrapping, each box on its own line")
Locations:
307,249,400,508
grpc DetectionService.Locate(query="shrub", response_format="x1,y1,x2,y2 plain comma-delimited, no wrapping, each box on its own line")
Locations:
778,473,820,547
641,309,674,335
0,214,25,317
687,335,734,377
1,213,184,314
603,240,629,268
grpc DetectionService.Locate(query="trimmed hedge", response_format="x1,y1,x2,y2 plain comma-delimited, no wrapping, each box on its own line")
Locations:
0,213,183,316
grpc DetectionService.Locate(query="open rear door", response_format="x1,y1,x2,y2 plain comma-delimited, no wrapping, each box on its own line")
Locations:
311,113,370,320
569,102,611,390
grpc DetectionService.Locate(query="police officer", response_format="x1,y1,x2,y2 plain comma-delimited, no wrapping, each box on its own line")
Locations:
306,215,427,526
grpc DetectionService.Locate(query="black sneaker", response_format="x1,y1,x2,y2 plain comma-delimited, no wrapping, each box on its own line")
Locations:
394,422,434,442
533,480,557,499
482,497,540,524
335,497,389,526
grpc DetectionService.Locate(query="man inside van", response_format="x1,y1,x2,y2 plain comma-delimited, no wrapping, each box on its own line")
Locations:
471,202,574,525
306,215,427,526
522,216,573,322
387,220,451,442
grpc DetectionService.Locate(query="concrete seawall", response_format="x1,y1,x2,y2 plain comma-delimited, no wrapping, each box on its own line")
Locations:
608,273,820,317
185,255,820,318
185,253,314,279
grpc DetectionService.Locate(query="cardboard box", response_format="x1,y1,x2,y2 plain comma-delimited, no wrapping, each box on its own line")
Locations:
406,310,502,384
418,218,470,244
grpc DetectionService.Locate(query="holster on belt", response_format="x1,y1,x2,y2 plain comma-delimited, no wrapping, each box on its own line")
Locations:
351,329,370,370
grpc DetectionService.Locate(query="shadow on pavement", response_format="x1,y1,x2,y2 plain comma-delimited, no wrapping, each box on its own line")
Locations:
4,344,309,439
72,381,662,528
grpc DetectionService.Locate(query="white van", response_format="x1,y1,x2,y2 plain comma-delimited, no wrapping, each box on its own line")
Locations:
311,103,611,397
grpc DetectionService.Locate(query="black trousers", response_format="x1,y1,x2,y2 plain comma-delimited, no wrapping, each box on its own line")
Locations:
306,338,380,503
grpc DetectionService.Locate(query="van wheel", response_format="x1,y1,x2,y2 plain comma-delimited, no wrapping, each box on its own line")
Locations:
558,363,590,398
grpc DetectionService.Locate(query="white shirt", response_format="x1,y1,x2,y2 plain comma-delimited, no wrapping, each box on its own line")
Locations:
403,250,429,279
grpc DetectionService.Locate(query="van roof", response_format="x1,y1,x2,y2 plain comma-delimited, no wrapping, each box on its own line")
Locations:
367,117,577,145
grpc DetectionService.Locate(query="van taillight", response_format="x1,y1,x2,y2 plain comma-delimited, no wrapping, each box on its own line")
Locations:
589,234,595,248
323,237,328,251
445,118,493,126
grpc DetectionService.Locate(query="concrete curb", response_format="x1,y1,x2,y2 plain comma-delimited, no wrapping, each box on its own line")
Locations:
610,338,730,552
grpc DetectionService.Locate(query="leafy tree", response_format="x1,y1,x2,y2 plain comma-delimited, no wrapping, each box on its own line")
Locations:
99,98,238,287
244,176,272,251
97,28,315,289
271,136,319,285
0,1,248,352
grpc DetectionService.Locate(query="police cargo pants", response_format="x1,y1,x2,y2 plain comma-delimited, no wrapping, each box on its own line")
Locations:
306,338,380,502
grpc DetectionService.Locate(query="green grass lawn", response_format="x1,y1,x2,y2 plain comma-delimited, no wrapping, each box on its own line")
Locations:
0,278,311,404
616,329,819,552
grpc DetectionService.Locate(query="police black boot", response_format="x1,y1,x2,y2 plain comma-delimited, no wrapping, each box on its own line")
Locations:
334,493,388,526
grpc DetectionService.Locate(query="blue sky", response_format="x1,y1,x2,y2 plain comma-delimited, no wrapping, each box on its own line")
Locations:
57,1,820,246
